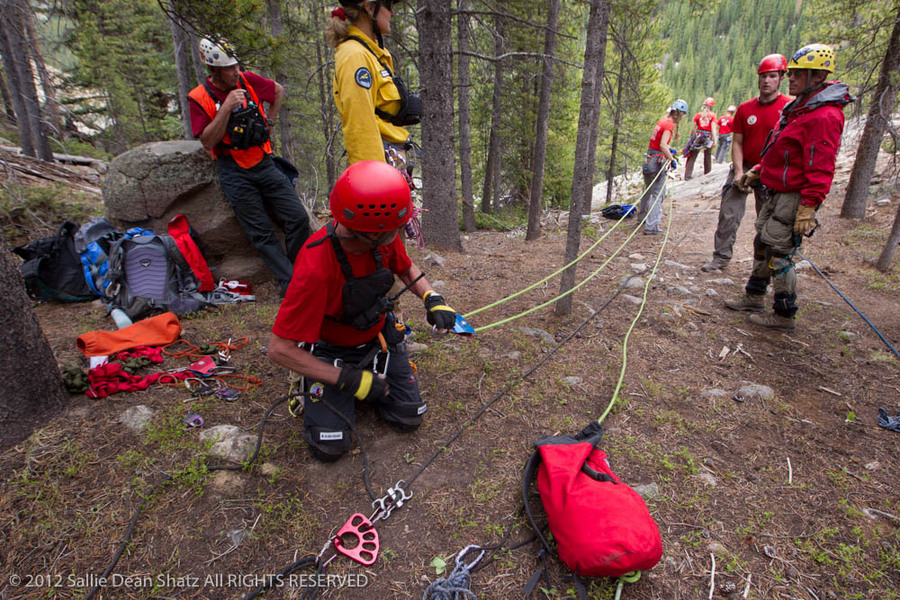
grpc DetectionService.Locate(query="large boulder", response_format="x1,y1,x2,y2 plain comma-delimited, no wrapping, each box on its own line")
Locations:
102,141,315,283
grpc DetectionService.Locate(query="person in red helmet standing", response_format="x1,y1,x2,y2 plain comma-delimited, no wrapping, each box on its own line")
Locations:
725,44,853,330
268,161,459,462
684,97,718,180
715,105,736,164
701,54,791,272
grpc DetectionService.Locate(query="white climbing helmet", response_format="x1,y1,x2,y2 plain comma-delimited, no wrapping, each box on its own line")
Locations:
199,37,239,68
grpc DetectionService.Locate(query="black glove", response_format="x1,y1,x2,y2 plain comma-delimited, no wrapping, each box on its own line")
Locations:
336,367,389,401
423,291,457,330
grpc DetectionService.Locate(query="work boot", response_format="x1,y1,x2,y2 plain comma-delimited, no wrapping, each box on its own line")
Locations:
724,293,765,312
701,256,730,272
748,311,796,332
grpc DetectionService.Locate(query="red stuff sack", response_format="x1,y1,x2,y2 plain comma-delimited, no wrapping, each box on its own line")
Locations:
523,422,662,578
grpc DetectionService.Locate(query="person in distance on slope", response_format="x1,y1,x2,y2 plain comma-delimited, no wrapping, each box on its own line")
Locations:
635,99,688,235
684,97,717,180
715,105,736,164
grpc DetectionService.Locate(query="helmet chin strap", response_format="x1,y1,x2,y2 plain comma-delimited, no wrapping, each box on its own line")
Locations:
370,1,385,48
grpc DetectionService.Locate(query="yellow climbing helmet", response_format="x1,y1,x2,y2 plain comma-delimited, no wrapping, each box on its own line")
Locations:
788,44,835,73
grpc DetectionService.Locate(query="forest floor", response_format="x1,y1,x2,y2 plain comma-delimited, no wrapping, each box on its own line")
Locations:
1,149,899,600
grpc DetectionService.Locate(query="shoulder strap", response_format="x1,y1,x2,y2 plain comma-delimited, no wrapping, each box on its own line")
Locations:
326,222,356,281
346,35,400,123
346,36,393,76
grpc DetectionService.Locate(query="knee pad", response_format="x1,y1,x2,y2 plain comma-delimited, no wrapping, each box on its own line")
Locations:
746,276,768,296
752,233,767,261
773,292,798,318
376,397,427,430
304,427,351,462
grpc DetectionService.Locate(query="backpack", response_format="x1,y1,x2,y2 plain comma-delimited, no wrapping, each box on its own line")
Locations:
522,422,662,583
601,204,636,220
11,221,96,302
104,233,210,320
74,217,125,296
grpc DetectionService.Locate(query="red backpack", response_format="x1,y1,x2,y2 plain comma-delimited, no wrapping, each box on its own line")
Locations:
522,422,663,579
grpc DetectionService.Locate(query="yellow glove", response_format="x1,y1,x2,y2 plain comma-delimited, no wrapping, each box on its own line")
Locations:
423,290,457,330
794,204,817,235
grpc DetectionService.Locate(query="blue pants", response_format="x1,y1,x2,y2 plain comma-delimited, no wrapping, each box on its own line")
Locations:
217,155,310,291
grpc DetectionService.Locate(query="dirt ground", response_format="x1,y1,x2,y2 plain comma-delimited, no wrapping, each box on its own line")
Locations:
1,159,899,600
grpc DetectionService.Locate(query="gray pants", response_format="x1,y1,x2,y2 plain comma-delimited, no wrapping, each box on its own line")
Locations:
715,134,732,163
637,154,667,232
711,162,767,261
744,192,802,317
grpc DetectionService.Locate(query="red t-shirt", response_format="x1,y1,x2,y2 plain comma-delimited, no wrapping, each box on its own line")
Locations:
693,111,717,132
272,225,413,346
189,71,276,139
731,94,790,165
717,115,733,135
648,117,675,153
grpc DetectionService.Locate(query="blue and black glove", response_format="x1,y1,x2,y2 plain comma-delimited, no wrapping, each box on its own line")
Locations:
669,148,678,170
337,367,389,402
423,290,457,330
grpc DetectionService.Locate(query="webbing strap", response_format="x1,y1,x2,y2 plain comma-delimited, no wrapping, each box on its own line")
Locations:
345,36,400,123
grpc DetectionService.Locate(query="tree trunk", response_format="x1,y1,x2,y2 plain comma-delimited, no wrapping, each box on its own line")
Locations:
841,4,900,219
314,6,337,189
875,195,900,272
606,45,626,205
0,245,68,452
168,0,194,140
187,28,208,84
23,8,62,139
557,0,609,316
457,0,477,233
417,0,461,251
525,0,560,241
267,0,295,162
580,6,610,217
2,0,53,160
0,65,15,124
0,2,35,157
481,16,505,214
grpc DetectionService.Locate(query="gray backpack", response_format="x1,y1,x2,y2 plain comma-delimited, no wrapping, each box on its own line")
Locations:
104,234,209,320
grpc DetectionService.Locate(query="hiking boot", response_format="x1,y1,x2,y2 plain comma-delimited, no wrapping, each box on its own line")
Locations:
701,257,730,272
748,311,796,332
644,229,662,235
724,293,765,312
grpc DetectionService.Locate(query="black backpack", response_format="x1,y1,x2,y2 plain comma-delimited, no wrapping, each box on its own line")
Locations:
11,221,96,302
104,233,210,320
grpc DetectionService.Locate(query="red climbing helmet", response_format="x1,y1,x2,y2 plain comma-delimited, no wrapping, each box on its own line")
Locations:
758,53,788,74
704,97,715,107
330,161,412,232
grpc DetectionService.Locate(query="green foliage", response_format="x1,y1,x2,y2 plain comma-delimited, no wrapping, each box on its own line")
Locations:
60,0,183,152
658,0,810,116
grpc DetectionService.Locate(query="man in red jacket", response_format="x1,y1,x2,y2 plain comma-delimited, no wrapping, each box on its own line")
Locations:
701,54,790,272
725,44,853,331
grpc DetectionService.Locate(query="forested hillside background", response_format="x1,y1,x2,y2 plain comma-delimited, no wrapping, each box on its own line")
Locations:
1,0,898,253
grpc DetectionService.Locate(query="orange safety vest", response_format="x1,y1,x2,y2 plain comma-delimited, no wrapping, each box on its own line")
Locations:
189,73,272,169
